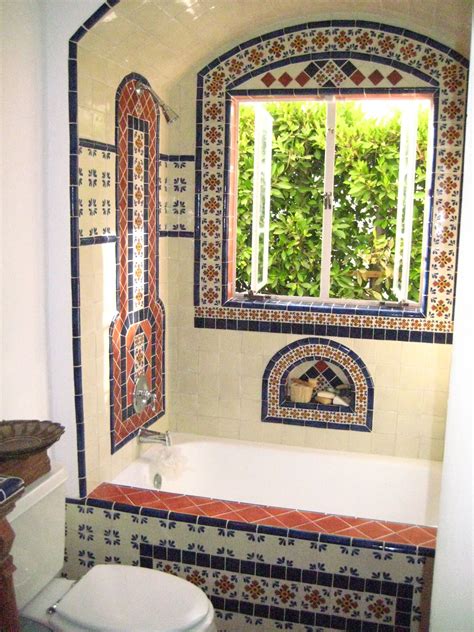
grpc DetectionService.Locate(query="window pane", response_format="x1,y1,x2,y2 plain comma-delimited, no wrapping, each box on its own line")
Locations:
330,98,430,303
236,101,326,297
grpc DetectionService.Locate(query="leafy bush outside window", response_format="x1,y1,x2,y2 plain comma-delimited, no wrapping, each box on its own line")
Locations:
235,97,431,303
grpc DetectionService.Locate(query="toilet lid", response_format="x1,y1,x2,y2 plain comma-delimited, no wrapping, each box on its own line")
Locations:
54,565,212,632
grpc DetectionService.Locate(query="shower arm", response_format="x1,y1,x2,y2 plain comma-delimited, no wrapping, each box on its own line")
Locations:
135,81,179,124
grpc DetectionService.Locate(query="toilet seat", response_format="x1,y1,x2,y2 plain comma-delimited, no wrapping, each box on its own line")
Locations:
51,565,214,632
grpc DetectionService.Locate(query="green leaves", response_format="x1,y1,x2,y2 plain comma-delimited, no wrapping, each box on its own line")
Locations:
236,101,428,302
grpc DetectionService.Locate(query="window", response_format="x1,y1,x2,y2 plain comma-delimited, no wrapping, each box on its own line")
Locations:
235,95,433,306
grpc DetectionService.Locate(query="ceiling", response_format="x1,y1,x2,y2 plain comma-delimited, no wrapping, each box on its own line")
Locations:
78,0,471,89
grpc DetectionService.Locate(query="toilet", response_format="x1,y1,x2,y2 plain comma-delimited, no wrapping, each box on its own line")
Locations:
9,465,217,632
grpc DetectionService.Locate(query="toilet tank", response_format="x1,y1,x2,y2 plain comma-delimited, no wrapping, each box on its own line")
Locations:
9,464,68,609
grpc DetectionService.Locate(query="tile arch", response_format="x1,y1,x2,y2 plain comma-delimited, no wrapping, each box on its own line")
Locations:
261,337,374,431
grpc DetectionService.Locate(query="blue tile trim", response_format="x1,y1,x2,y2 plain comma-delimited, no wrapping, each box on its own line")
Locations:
195,316,451,344
80,235,117,246
68,37,87,498
79,138,116,153
0,476,24,505
160,230,194,238
159,153,195,162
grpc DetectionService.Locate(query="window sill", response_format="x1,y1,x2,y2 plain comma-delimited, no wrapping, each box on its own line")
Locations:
225,294,425,319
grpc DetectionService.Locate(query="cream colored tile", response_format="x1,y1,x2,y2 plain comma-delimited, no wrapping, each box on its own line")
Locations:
348,431,372,454
303,427,327,450
422,390,448,417
242,354,265,378
325,430,350,451
419,437,445,461
374,387,399,412
395,435,420,459
197,395,219,418
373,411,397,434
240,398,260,421
371,433,396,456
218,329,242,354
241,332,264,355
259,422,283,444
421,415,446,440
241,376,261,399
218,372,241,399
217,419,240,439
397,389,424,415
174,393,198,417
399,364,429,390
197,372,219,398
397,413,423,436
239,422,264,442
280,424,306,447
374,363,401,388
217,397,241,420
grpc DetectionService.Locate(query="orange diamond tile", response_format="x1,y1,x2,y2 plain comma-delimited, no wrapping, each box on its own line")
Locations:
88,483,436,550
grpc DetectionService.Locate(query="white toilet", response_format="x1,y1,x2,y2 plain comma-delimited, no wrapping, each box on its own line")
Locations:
9,465,217,632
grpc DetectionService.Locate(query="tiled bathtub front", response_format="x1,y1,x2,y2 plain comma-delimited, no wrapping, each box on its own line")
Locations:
65,493,435,632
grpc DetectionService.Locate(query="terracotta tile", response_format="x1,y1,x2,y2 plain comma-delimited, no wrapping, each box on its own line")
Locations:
236,506,274,522
312,515,353,533
356,521,395,540
88,483,437,549
397,526,438,546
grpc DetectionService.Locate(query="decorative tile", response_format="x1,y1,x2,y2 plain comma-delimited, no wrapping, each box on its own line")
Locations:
66,497,435,630
88,483,436,550
262,337,373,430
194,20,468,341
78,141,116,243
109,75,165,453
159,154,195,236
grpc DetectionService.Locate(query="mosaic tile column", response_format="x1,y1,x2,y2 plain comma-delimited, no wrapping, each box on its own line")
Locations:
110,76,165,452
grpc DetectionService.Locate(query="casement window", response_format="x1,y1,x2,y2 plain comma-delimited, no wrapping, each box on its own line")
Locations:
234,95,433,306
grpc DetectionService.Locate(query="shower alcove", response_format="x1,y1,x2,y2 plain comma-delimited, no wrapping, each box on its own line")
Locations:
262,337,374,431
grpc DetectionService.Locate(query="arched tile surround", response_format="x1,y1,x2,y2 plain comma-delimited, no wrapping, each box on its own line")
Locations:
109,75,165,452
194,20,468,342
262,338,373,431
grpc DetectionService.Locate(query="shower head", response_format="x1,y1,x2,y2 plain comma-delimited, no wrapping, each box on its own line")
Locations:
135,81,179,124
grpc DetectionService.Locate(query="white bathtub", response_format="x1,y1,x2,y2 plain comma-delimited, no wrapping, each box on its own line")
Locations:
113,432,442,526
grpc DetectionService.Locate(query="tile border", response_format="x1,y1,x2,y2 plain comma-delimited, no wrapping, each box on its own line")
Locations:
194,20,468,342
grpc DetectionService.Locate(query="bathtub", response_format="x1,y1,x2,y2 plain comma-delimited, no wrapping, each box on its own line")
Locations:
112,432,441,526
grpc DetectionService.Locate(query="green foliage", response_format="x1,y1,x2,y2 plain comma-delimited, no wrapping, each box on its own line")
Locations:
236,101,428,301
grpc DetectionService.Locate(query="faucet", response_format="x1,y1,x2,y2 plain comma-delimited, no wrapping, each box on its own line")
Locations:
137,428,171,446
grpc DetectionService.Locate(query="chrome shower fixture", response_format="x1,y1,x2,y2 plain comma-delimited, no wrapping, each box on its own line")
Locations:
135,81,179,124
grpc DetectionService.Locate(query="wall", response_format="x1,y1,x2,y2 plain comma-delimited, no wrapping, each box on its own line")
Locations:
1,0,48,419
430,8,474,630
75,40,174,492
70,5,470,500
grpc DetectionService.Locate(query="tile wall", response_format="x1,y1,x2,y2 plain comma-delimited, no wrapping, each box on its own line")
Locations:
65,497,435,632
165,239,451,461
73,4,467,498
76,41,173,492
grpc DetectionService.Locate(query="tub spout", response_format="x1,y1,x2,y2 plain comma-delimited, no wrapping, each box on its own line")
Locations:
137,428,171,446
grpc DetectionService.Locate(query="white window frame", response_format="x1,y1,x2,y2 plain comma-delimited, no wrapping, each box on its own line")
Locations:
250,104,273,292
237,94,433,307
